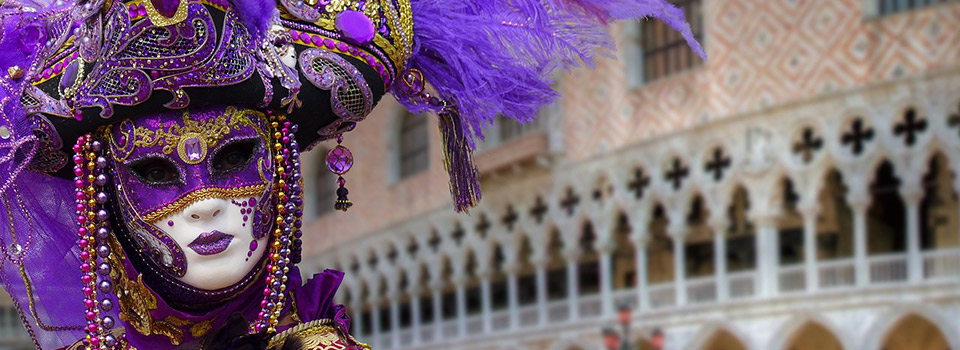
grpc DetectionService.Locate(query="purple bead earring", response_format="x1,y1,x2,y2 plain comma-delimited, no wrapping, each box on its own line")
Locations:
326,134,354,212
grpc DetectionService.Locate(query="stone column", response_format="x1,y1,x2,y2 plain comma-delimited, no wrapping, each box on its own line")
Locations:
902,188,924,283
533,258,549,325
371,300,382,348
564,249,581,321
752,215,779,297
633,236,650,310
711,221,728,301
431,286,443,341
669,226,687,306
479,271,492,334
850,199,870,287
506,264,520,330
800,206,819,292
351,301,364,338
410,289,422,345
598,241,616,316
455,280,467,338
390,296,400,348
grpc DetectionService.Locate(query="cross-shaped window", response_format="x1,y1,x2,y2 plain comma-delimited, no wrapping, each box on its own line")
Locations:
950,102,960,138
367,252,378,268
386,246,398,263
665,158,690,190
560,188,581,216
501,206,519,231
475,215,491,237
530,196,549,224
792,127,823,164
627,168,650,199
705,147,731,182
451,224,466,245
893,108,927,146
428,232,442,252
841,118,874,155
406,239,419,257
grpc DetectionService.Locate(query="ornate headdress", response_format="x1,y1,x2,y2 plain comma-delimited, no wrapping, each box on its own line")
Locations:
6,0,703,212
0,0,703,348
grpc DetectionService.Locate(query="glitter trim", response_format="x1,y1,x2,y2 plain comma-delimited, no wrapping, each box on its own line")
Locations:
142,184,268,223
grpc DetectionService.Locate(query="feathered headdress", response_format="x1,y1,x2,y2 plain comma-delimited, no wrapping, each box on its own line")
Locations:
392,0,705,211
2,0,703,213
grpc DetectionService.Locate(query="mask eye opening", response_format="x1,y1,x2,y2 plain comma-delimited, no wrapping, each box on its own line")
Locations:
211,138,259,175
127,156,184,186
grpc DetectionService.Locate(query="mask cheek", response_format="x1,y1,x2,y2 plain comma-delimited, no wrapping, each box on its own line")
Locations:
119,217,189,278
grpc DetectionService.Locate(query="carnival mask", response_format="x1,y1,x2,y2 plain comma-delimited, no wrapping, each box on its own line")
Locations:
106,106,275,291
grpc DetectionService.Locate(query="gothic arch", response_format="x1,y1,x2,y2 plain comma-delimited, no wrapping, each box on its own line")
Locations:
685,322,751,350
768,312,853,350
860,305,960,350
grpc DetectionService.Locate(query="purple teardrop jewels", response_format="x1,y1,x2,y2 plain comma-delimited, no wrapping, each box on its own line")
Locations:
335,10,375,46
326,145,354,175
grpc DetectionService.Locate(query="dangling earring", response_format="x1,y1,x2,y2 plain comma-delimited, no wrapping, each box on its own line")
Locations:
326,133,354,212
73,134,120,349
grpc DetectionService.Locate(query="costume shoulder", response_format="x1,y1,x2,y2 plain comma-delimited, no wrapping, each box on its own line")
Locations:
267,319,370,350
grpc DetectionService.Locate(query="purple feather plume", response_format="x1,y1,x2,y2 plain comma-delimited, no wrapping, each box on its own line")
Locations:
397,0,706,146
228,0,276,40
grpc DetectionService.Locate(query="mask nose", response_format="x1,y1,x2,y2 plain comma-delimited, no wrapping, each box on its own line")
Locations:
183,199,224,222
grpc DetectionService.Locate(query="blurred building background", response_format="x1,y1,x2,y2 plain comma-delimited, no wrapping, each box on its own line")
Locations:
299,1,960,350
0,1,958,350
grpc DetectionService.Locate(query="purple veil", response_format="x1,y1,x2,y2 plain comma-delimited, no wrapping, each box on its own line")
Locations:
0,2,95,348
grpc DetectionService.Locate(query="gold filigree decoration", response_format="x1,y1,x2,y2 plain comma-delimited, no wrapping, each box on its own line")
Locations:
106,236,187,345
267,319,365,350
142,184,268,223
278,0,412,70
191,319,214,338
113,106,266,162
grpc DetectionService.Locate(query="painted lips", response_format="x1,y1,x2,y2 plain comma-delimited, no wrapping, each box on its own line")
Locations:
188,230,234,256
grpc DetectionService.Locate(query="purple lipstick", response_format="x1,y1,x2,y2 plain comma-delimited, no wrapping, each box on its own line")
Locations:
188,230,234,256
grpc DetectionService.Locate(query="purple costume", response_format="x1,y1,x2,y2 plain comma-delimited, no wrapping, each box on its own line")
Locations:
0,0,703,348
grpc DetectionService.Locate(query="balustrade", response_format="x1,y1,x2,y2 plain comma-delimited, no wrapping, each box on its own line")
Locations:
577,294,603,318
728,271,756,299
869,253,909,284
686,277,717,304
818,258,856,289
923,248,960,280
648,283,676,309
778,264,806,293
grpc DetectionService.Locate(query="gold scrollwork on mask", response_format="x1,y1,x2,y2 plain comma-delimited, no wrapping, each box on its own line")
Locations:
106,106,268,163
106,236,188,345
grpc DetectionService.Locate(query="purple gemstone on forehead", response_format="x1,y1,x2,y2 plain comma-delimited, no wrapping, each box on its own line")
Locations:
326,145,354,175
335,10,375,46
183,137,202,161
151,0,180,18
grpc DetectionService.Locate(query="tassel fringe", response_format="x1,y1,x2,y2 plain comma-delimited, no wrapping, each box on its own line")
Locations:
438,107,481,213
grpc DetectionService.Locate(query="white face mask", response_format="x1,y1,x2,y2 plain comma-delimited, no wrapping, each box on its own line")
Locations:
157,198,269,290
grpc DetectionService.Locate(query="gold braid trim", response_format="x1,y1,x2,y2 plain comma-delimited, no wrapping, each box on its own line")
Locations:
142,184,268,223
106,236,188,345
267,319,371,350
